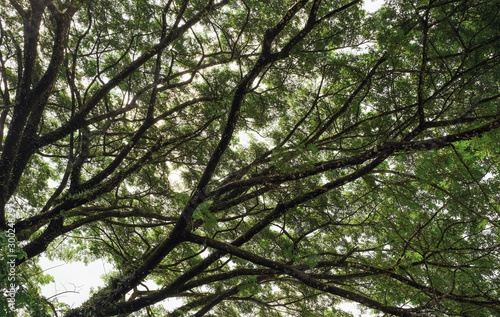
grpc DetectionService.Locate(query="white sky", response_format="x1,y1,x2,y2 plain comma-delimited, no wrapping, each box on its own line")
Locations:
363,0,385,13
38,257,113,308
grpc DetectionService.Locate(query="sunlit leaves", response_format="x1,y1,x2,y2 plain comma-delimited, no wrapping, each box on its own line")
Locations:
1,0,500,316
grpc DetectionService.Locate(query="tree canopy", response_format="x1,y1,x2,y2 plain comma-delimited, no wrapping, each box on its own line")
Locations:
1,0,500,316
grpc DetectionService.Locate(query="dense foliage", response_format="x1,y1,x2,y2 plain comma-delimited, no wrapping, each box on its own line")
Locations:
1,0,500,316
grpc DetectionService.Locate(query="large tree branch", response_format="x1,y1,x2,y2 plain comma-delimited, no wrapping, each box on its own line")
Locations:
185,233,423,317
38,0,229,148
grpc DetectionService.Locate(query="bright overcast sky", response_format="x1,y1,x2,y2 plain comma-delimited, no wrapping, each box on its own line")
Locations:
364,0,385,12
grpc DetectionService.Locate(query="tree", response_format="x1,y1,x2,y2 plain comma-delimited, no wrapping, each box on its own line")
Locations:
1,0,499,315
